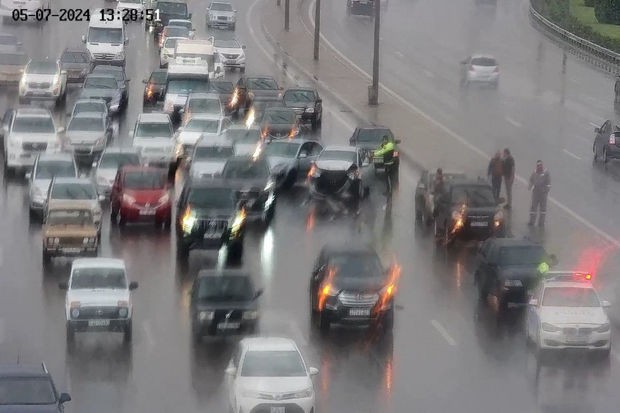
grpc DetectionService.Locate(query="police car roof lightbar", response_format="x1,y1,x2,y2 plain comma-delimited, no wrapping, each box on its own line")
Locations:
543,271,592,282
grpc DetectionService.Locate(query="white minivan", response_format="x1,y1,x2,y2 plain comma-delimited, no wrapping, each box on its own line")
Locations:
174,39,224,80
82,13,127,67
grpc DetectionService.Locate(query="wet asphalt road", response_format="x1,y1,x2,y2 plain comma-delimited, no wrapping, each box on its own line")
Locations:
2,0,620,412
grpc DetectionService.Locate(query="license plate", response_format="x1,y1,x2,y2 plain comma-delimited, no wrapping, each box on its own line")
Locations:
88,319,110,327
217,322,240,329
270,407,285,413
349,308,370,317
227,59,236,64
139,208,156,215
204,233,222,239
470,221,488,227
62,248,82,253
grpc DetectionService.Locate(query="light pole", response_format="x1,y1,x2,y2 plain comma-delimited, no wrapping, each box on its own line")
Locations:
285,0,290,31
314,0,321,60
368,0,380,105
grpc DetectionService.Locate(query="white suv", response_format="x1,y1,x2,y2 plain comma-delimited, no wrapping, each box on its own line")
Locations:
19,60,67,105
130,112,176,172
59,258,138,343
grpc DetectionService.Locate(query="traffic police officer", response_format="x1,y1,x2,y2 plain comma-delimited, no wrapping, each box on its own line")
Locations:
374,135,396,195
528,160,551,227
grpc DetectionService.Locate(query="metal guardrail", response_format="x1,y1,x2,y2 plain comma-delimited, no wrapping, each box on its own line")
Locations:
529,1,620,74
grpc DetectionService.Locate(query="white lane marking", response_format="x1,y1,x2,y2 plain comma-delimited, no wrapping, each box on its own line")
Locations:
590,122,601,128
505,116,522,128
562,149,582,160
575,135,591,144
395,51,404,59
142,320,155,350
431,320,457,346
304,0,620,248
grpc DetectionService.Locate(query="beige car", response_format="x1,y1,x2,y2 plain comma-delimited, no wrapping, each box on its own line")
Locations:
42,202,99,264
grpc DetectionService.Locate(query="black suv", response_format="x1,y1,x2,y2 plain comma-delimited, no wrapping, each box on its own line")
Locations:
474,238,554,310
592,120,620,163
433,179,504,246
147,0,191,35
0,363,71,412
190,269,262,341
176,179,246,263
309,243,396,331
142,69,167,108
282,87,323,131
220,156,276,226
232,75,282,115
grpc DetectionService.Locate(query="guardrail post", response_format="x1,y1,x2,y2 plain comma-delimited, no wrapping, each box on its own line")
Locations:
284,0,290,31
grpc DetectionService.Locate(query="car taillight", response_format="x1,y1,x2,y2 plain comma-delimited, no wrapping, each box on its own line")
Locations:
610,135,616,145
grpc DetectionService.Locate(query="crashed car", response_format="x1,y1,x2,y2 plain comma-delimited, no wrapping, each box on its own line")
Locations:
260,138,323,190
414,169,466,224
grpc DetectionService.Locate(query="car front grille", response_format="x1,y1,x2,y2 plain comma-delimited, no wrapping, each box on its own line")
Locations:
217,16,227,20
28,82,51,89
22,142,47,151
563,327,593,336
213,309,243,322
339,291,379,307
223,53,238,59
198,219,228,235
315,170,348,192
235,189,261,201
75,306,120,319
93,53,115,60
250,404,304,413
59,236,87,246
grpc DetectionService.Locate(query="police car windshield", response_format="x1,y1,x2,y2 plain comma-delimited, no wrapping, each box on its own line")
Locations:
498,246,545,266
451,185,495,207
542,287,600,307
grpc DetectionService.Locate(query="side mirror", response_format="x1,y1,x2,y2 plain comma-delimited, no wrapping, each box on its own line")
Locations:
58,393,71,404
92,161,98,168
395,139,402,144
142,79,148,84
25,172,31,180
129,281,139,290
595,127,601,133
528,298,538,306
601,300,611,308
188,13,192,19
57,127,65,133
58,281,68,290
242,45,246,49
298,152,308,158
128,130,134,138
253,289,264,300
81,35,86,43
225,366,236,375
98,194,106,202
308,367,319,376
548,254,558,266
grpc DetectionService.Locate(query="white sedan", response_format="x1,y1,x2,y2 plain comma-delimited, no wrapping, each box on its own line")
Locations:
526,271,611,358
226,337,318,413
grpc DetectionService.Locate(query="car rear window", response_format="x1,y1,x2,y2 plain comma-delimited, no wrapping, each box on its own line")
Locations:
498,246,544,266
471,57,497,66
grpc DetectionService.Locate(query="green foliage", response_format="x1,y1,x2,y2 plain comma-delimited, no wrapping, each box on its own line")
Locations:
584,0,595,6
594,0,620,24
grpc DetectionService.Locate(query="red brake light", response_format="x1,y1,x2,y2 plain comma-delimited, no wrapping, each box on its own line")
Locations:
609,134,616,145
584,273,592,281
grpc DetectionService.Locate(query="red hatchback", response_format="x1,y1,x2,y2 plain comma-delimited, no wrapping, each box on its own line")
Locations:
110,166,172,228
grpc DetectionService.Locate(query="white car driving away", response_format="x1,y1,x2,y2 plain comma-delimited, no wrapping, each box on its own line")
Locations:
526,271,612,358
226,337,318,413
60,258,138,343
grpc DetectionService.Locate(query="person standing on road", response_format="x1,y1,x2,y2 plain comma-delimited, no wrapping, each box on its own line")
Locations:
487,151,503,201
374,135,396,197
502,148,515,209
528,160,551,227
615,75,620,104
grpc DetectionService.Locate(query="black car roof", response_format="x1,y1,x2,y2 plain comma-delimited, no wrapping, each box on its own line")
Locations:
196,269,252,279
0,363,49,377
185,177,235,189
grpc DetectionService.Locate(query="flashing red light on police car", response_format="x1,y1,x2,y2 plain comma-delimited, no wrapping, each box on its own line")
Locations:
572,272,592,282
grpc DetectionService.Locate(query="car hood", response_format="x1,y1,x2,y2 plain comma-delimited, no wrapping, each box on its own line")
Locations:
80,88,119,100
216,46,243,55
43,224,97,237
87,43,123,52
333,276,386,292
23,73,56,83
266,156,294,170
0,405,64,412
49,199,99,212
192,207,234,219
497,265,539,281
263,123,294,133
235,143,256,157
11,131,58,142
96,168,118,183
315,159,353,171
236,376,312,395
124,188,168,204
176,131,204,145
166,93,189,106
195,300,256,311
190,160,227,177
540,307,608,326
61,62,90,71
31,179,52,195
250,89,281,100
67,289,129,306
67,131,105,143
462,206,498,216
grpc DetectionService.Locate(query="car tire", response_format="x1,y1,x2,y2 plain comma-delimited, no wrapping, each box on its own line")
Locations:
42,250,51,265
318,312,330,333
593,143,599,161
176,239,190,262
66,324,75,343
227,241,243,263
382,308,394,330
123,321,132,342
604,148,609,163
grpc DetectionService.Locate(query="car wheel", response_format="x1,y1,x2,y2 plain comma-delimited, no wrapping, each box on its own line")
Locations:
176,239,190,262
123,321,132,342
382,308,394,330
66,323,75,343
318,312,330,333
227,242,243,263
593,143,599,161
604,148,609,163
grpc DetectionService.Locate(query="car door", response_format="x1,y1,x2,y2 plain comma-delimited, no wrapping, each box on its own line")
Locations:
111,171,123,208
296,142,314,175
1,109,14,141
596,120,611,155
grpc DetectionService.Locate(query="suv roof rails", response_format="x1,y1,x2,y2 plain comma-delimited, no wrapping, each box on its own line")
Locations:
41,362,48,374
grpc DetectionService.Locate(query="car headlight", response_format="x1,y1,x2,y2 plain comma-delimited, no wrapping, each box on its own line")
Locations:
123,194,136,204
290,387,314,399
53,237,60,244
70,308,80,318
264,179,275,191
82,237,89,244
118,307,129,318
46,237,54,244
163,100,174,113
199,311,214,321
595,323,610,333
541,322,561,332
115,51,125,59
158,193,170,204
97,175,109,185
181,207,197,233
494,210,503,224
242,310,258,320
230,210,246,235
305,107,314,113
503,279,522,287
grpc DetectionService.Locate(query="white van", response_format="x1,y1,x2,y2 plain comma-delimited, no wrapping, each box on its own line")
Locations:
174,39,224,80
82,13,127,67
0,0,49,22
